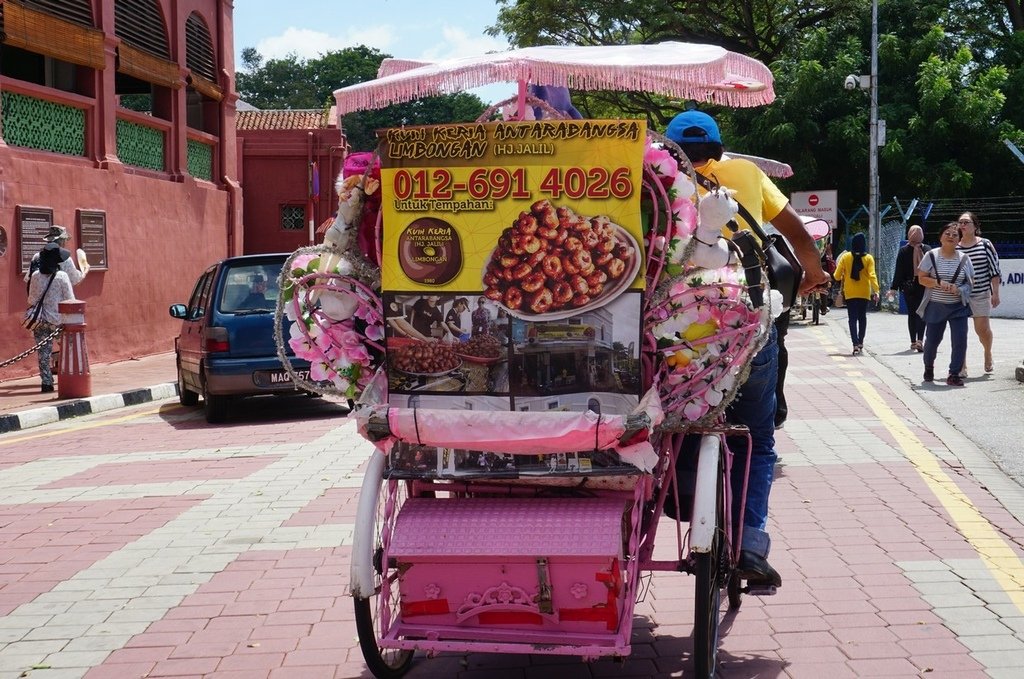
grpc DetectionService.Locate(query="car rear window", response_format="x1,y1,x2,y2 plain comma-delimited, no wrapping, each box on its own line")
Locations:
218,263,282,313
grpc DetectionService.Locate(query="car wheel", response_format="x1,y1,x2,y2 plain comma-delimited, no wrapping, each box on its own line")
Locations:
177,361,199,406
201,375,229,424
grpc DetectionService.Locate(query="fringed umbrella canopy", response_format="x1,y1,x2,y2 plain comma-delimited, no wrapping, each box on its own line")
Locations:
334,42,775,115
723,152,793,179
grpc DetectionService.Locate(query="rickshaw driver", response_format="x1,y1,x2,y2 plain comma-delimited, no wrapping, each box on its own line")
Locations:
666,110,829,587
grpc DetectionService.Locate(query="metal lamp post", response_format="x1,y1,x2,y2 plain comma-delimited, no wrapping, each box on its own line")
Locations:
868,0,880,265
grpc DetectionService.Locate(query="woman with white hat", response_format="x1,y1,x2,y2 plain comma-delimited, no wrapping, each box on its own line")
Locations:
25,243,77,393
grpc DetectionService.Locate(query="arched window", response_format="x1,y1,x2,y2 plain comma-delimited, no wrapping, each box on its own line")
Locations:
114,0,181,98
185,12,217,84
184,11,222,133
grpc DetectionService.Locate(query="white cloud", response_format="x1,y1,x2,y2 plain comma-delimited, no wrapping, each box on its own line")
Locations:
419,25,508,62
246,22,507,65
254,26,397,61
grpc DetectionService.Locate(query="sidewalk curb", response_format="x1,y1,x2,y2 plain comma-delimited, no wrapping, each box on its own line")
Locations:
0,382,178,434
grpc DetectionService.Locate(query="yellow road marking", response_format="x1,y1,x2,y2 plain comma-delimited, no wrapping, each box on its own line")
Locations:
0,404,183,447
855,380,1024,607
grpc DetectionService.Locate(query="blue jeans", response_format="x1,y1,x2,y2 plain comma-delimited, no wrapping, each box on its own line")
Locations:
924,315,969,376
846,297,869,346
726,324,778,559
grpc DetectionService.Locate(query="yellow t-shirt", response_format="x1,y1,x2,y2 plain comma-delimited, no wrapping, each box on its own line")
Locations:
696,157,790,238
833,251,879,299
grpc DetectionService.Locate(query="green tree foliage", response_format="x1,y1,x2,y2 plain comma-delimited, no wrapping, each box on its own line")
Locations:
235,46,487,151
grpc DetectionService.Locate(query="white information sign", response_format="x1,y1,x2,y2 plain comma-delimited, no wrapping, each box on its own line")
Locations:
791,190,838,230
992,258,1024,320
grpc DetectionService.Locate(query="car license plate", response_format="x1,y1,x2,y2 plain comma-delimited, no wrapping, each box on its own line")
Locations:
255,369,307,387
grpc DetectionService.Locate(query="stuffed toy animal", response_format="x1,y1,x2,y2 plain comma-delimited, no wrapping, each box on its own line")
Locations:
674,185,738,270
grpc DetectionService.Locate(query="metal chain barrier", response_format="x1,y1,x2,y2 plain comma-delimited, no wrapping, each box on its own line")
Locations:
0,327,62,370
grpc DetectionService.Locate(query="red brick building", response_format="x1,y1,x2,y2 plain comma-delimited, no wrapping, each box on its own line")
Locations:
235,107,344,255
0,0,240,378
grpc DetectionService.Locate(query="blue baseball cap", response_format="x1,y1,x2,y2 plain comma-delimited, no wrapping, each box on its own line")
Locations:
665,110,722,145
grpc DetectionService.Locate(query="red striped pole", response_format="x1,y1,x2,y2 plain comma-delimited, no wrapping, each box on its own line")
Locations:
57,300,91,399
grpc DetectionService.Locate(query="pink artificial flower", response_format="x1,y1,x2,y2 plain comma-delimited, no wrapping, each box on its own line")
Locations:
644,144,677,179
291,254,317,272
288,321,314,358
683,399,710,421
670,199,698,238
365,323,385,342
310,359,333,382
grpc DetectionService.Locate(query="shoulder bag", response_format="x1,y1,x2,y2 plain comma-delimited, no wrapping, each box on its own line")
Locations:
694,172,803,311
23,273,56,331
916,251,968,320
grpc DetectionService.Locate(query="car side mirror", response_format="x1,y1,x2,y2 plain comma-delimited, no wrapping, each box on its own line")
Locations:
169,303,187,319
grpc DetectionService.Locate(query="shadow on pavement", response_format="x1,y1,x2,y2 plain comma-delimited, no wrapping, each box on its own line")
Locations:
155,393,350,429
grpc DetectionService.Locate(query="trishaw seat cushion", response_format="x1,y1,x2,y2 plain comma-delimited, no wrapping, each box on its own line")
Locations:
389,497,626,558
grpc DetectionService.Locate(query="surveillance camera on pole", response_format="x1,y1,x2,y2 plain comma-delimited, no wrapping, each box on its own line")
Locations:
845,74,859,90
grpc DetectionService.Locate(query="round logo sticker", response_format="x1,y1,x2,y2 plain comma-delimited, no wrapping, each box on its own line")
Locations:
397,217,463,286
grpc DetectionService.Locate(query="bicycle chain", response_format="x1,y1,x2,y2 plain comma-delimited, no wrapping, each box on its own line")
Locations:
0,327,63,369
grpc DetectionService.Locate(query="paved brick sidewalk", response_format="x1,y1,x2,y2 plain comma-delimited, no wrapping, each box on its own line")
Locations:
0,352,177,433
1,319,1023,678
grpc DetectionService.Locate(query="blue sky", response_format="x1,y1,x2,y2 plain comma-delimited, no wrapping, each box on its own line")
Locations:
232,0,511,102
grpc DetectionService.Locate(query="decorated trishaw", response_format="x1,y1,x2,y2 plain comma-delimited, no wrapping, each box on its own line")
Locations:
273,42,786,678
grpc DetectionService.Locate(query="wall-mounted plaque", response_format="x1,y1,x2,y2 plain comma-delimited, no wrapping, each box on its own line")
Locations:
18,206,53,274
77,209,108,270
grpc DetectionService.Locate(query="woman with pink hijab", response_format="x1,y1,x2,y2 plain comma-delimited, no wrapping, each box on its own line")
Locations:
891,224,930,351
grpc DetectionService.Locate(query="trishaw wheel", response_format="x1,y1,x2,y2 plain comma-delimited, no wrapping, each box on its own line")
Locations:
353,479,414,678
727,572,743,610
692,461,724,679
354,595,413,678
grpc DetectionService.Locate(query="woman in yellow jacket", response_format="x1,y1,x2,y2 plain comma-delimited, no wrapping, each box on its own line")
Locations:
833,232,879,355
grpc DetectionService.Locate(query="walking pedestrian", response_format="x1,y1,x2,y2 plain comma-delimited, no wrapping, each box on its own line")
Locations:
832,232,879,355
956,212,1001,374
891,224,930,352
665,109,829,588
918,222,974,386
25,243,77,393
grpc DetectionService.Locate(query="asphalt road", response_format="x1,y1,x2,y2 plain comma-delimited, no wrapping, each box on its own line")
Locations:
791,303,1024,488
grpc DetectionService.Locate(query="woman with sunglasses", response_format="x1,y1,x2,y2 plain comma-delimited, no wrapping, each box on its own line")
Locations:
956,212,1002,374
918,223,974,386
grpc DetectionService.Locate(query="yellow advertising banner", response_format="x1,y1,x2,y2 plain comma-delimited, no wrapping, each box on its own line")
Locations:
378,120,646,414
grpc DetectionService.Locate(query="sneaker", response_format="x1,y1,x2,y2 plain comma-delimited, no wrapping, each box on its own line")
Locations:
737,550,782,588
946,374,965,387
924,366,934,382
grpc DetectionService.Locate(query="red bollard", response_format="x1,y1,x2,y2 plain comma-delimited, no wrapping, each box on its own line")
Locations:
58,300,92,399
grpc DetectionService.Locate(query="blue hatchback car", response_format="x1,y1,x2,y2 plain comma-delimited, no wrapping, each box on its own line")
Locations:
169,253,311,423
